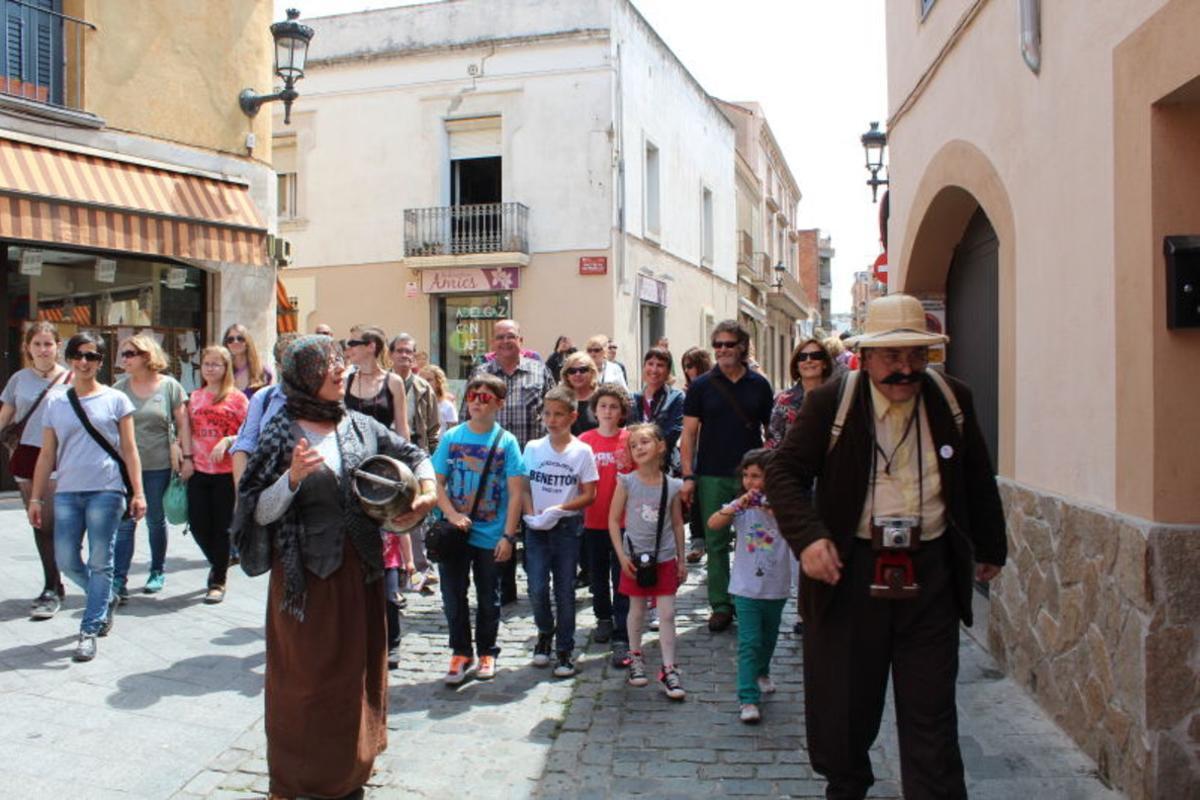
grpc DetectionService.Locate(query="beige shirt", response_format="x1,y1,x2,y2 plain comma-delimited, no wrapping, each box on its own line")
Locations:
855,381,946,542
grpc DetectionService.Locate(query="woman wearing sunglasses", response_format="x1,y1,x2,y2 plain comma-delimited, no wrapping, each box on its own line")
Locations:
0,321,70,620
221,323,273,398
28,332,146,663
558,351,600,435
765,338,835,449
343,326,409,440
112,334,190,599
187,345,250,604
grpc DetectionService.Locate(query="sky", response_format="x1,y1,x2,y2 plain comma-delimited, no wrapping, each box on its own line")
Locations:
273,0,888,314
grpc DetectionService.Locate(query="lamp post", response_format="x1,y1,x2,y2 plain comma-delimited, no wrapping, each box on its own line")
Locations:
861,121,888,203
239,8,315,125
773,260,787,290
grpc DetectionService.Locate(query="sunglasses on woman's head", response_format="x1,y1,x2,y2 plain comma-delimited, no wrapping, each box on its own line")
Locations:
224,335,246,344
69,352,103,363
795,351,827,363
564,366,591,376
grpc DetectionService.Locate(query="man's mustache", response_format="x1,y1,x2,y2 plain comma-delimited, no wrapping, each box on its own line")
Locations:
881,371,923,385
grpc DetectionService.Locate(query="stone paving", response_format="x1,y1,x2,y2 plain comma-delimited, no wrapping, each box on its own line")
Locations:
0,497,1123,798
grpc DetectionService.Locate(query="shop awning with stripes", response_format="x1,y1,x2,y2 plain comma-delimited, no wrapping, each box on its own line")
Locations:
0,136,268,266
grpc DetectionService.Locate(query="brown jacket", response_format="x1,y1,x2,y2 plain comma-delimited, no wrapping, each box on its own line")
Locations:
402,372,441,455
764,369,1006,626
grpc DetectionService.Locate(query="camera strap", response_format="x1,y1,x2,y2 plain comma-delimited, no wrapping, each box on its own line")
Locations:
868,390,924,527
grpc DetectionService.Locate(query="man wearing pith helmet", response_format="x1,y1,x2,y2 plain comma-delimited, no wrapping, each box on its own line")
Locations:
765,293,1006,800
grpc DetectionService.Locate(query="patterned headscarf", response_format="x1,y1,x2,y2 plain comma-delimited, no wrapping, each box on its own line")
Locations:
281,335,344,423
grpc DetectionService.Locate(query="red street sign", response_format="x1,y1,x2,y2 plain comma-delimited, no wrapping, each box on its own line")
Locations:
579,256,608,275
873,252,888,285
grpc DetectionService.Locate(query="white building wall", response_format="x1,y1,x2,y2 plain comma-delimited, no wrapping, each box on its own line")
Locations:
282,32,614,269
613,2,737,286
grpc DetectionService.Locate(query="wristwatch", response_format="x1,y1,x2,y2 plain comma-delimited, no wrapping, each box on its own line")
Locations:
502,533,517,545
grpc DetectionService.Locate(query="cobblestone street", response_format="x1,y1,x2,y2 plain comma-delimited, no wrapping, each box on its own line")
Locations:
0,502,1121,798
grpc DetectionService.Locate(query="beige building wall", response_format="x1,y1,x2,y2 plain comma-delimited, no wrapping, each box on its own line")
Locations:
74,0,274,162
886,2,1200,796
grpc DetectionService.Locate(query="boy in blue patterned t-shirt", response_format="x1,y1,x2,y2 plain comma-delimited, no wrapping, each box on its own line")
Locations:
432,373,525,686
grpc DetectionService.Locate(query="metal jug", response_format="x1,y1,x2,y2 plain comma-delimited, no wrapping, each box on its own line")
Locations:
352,455,419,531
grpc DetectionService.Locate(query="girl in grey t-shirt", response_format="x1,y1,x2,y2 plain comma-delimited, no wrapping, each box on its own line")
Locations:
0,321,70,619
607,423,687,700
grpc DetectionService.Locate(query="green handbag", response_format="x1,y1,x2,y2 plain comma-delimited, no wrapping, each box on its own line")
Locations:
163,473,189,525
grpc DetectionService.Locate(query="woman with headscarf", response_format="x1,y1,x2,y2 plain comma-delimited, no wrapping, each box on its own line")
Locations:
231,336,437,800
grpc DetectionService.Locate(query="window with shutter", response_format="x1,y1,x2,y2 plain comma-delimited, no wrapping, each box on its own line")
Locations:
0,0,63,105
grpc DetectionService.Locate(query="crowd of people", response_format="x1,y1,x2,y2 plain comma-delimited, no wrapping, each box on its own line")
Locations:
0,294,1007,800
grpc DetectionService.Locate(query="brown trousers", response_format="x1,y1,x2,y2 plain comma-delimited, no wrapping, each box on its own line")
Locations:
802,536,967,800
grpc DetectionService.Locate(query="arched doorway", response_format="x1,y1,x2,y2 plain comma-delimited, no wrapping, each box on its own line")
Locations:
945,207,999,470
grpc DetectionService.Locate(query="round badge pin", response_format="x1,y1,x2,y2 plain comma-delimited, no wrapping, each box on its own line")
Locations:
939,445,954,460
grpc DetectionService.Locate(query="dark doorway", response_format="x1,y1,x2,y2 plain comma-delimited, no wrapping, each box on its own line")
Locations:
946,207,1000,472
451,157,501,253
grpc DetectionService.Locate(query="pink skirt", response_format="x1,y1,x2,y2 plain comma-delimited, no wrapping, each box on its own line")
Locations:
618,558,679,597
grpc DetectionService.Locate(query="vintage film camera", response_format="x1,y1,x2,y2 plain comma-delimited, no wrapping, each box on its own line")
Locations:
869,515,922,599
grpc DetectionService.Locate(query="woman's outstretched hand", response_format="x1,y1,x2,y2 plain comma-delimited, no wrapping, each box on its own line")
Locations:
288,438,325,490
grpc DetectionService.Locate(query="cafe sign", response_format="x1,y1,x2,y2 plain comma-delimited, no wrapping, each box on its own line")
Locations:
421,267,520,294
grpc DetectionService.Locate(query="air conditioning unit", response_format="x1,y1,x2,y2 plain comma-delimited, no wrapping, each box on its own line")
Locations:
267,234,293,266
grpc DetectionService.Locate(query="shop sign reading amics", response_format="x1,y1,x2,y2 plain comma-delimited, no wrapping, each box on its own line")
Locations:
421,267,520,294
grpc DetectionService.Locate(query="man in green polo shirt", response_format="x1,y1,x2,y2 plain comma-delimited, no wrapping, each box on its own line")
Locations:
679,319,775,631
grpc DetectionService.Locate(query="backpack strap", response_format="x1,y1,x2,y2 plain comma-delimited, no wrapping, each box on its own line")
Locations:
925,368,964,435
827,370,860,454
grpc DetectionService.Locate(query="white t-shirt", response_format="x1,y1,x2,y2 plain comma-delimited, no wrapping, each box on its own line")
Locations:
598,360,628,389
523,435,598,515
42,386,135,493
728,505,793,600
438,398,457,433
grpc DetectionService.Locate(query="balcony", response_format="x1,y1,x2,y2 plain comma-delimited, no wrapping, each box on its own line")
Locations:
767,268,808,320
403,202,530,268
0,1,100,127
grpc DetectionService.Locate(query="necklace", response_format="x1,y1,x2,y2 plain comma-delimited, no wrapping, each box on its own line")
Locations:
31,363,57,379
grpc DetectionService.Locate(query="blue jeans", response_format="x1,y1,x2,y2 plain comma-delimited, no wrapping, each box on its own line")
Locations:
585,527,629,643
438,543,503,658
54,490,125,635
525,516,583,653
114,468,171,581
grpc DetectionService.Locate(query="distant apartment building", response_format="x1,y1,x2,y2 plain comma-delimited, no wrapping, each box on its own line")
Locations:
714,100,805,388
797,228,834,327
274,0,737,389
851,269,883,331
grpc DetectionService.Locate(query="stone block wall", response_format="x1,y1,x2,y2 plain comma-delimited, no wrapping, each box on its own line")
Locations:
990,479,1200,799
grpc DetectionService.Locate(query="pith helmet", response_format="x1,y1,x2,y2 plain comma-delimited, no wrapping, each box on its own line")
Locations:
847,293,949,349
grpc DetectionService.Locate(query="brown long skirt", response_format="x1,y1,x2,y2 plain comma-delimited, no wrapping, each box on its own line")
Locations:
265,541,387,798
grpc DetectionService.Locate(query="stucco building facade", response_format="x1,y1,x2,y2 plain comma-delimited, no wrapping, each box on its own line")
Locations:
275,0,738,390
885,1,1200,796
0,0,279,489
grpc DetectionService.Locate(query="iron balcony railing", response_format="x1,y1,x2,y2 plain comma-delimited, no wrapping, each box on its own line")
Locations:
1,0,95,112
404,202,529,257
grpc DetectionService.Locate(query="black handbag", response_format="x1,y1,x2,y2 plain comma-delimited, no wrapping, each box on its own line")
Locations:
425,430,501,563
66,388,134,519
633,478,670,588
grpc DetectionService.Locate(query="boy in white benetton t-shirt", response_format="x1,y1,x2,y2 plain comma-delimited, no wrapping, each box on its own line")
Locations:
521,386,598,678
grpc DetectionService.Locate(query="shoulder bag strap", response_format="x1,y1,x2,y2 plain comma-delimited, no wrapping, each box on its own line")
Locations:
466,430,503,518
12,369,68,429
651,477,669,555
925,369,965,435
706,371,757,431
827,371,861,454
67,388,133,499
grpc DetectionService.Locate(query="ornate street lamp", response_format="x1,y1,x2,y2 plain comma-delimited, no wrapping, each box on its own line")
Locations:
239,9,315,125
773,260,787,290
861,121,888,203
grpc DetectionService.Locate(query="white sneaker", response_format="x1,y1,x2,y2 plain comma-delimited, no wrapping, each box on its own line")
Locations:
756,675,776,695
740,703,761,724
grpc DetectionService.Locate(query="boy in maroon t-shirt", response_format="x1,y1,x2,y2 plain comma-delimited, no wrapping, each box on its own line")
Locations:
579,383,634,667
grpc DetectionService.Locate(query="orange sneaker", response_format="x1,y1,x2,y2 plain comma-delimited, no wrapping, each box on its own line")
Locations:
476,654,497,680
444,654,474,686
